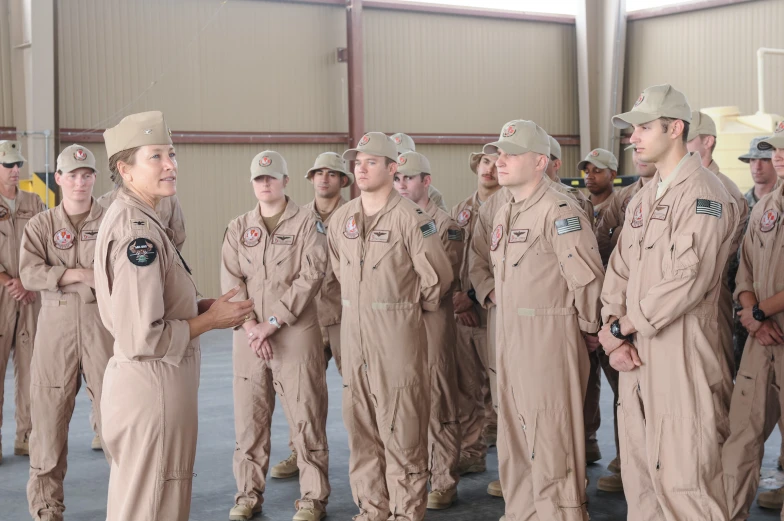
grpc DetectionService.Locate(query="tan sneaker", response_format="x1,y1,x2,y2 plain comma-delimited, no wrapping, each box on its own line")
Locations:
597,472,624,493
484,425,497,448
229,503,261,520
14,434,30,456
427,488,457,510
457,455,487,475
92,435,103,451
585,439,602,464
487,480,504,498
293,506,326,521
607,456,620,474
271,450,299,479
758,486,784,510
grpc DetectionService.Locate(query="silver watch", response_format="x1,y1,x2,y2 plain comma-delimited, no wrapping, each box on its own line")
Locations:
268,316,282,329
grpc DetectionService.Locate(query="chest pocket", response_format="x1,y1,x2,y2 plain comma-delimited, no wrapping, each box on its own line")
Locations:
369,237,401,269
668,233,700,279
511,234,546,267
239,244,263,279
269,235,298,269
642,215,671,251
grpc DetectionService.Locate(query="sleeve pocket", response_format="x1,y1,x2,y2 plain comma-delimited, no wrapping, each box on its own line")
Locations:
558,246,596,290
413,252,438,290
672,233,699,276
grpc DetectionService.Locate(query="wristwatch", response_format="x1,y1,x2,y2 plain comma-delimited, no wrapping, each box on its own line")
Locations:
268,316,282,329
610,319,630,341
752,304,767,322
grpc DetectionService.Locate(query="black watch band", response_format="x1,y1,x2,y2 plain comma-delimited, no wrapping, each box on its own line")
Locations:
752,304,767,322
610,319,628,341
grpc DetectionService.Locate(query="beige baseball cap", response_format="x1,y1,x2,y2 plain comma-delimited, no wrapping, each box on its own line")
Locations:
483,120,550,156
469,152,497,174
306,152,353,185
758,121,784,151
612,84,692,129
548,136,562,160
343,132,398,162
397,151,431,176
103,111,173,159
686,111,717,141
0,140,26,164
57,144,97,174
392,133,416,154
578,148,618,172
250,150,288,181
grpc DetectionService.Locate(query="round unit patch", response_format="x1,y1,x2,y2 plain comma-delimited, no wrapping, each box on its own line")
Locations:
344,215,359,239
634,94,645,107
502,125,516,138
631,203,643,228
359,134,370,146
53,229,75,250
398,155,407,165
259,156,272,167
456,208,471,227
242,227,262,247
490,224,503,251
760,209,779,233
127,238,158,267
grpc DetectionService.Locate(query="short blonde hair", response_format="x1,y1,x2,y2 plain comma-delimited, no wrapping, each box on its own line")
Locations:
108,147,140,187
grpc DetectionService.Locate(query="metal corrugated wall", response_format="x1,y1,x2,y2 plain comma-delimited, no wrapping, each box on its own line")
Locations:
0,0,13,126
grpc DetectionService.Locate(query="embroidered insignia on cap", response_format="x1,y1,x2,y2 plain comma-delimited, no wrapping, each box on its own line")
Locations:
634,94,644,107
80,230,98,241
490,224,503,251
369,230,390,243
242,227,262,247
502,125,516,138
316,221,326,235
259,156,272,167
555,217,582,235
127,238,158,266
776,121,784,133
420,220,437,238
591,150,599,157
53,228,75,250
696,199,722,218
447,229,463,242
760,209,779,232
74,148,87,161
631,203,643,228
508,229,529,243
398,155,407,165
344,215,359,239
394,136,402,144
0,206,9,221
143,129,153,135
359,134,370,146
456,208,471,227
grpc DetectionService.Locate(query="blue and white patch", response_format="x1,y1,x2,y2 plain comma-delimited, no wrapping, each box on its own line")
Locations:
696,199,722,218
420,220,437,238
555,216,582,235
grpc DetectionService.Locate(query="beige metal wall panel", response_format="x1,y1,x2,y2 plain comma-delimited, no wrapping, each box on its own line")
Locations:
625,0,784,118
57,0,347,133
364,9,579,136
0,0,13,126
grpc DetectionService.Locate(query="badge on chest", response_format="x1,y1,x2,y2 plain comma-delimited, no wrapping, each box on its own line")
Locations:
369,230,390,243
272,234,294,246
456,208,471,227
80,230,98,241
651,204,669,221
490,224,503,251
508,229,529,243
242,227,262,247
0,206,8,221
760,209,779,233
631,203,643,228
53,228,75,250
344,215,359,239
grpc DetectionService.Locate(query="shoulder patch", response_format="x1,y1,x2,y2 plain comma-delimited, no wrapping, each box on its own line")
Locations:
696,199,722,218
555,216,582,235
127,238,158,267
447,228,463,242
420,220,437,238
316,220,326,235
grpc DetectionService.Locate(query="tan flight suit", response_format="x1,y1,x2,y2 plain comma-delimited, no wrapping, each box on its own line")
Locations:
0,189,45,446
602,153,738,521
327,191,453,521
303,197,347,373
428,185,448,212
491,176,604,520
596,179,645,266
722,183,784,520
94,188,201,521
452,192,491,462
97,188,187,250
553,177,594,227
423,199,462,492
222,198,330,513
21,200,113,520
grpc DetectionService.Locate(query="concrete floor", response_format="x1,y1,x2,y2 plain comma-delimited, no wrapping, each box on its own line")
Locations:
0,329,781,520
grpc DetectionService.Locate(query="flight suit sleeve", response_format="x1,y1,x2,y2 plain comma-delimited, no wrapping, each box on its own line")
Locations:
20,216,66,291
548,206,605,333
629,196,739,338
168,195,187,250
409,217,454,312
430,186,448,212
468,209,495,308
581,194,595,230
440,217,463,292
110,232,191,365
601,225,631,324
733,207,758,301
269,218,327,326
327,216,342,285
220,221,257,323
596,195,623,266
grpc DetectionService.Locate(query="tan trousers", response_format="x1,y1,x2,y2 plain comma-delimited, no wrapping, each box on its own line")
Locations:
102,348,200,521
456,323,488,460
485,307,499,420
325,323,341,375
583,350,620,457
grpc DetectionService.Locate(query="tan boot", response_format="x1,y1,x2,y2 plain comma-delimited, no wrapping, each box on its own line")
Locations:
607,456,620,474
585,439,602,464
597,472,624,493
484,425,497,448
271,450,299,479
487,480,503,498
293,506,326,521
229,503,261,520
92,435,103,451
427,488,457,510
457,455,487,475
14,433,29,456
758,486,784,510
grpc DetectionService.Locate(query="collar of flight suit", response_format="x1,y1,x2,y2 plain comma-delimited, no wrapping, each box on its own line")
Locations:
347,188,404,236
252,196,300,237
706,160,721,175
117,187,168,231
424,198,440,218
53,197,104,232
509,174,552,215
648,152,703,202
303,195,346,225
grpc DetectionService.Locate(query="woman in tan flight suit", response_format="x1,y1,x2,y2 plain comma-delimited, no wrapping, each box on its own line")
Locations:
222,151,330,521
21,144,113,521
94,111,254,521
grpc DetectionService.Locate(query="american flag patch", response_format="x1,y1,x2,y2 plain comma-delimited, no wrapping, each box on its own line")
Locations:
447,229,463,241
555,216,582,235
420,220,437,238
696,199,722,218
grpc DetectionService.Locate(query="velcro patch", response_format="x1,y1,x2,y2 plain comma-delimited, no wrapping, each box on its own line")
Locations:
80,230,99,241
316,221,326,235
130,219,149,230
370,230,390,243
447,229,463,242
272,234,294,245
696,199,722,218
420,220,437,238
508,229,529,243
651,205,669,221
127,238,158,267
555,217,582,235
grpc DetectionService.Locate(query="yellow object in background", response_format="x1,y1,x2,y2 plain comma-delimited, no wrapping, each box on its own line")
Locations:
19,175,56,208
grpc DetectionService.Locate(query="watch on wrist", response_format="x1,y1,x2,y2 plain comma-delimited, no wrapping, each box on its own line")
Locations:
268,316,282,329
752,304,767,322
610,319,628,341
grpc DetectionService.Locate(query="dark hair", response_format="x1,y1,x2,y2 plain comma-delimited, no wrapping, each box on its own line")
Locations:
385,158,396,167
659,118,690,144
108,147,140,187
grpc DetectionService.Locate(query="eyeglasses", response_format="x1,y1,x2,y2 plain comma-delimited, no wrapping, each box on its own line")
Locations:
1,162,23,169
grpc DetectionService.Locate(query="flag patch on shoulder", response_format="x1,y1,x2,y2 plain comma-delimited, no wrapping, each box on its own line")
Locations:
555,216,582,235
696,199,722,218
420,220,437,238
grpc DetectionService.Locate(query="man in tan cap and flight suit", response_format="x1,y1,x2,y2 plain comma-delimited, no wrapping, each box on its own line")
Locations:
452,151,500,478
599,84,738,520
487,119,604,521
328,132,453,521
722,123,784,518
0,140,45,462
392,133,448,212
394,150,463,510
